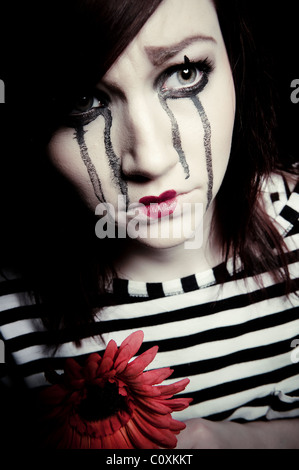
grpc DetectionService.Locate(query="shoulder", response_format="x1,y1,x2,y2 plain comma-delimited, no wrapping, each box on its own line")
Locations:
261,171,299,238
0,268,33,306
0,268,37,342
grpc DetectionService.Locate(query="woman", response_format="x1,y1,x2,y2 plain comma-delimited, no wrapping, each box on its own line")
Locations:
0,0,298,449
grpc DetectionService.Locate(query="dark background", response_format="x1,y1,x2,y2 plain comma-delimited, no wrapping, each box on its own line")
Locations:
250,1,299,164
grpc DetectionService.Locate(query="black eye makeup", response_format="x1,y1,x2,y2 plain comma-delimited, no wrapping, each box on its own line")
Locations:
72,90,109,114
157,55,214,200
71,95,100,114
159,55,214,99
65,55,214,128
66,91,109,127
65,52,215,206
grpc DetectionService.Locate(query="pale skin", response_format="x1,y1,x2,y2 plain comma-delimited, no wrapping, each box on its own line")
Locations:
48,0,235,281
176,417,299,449
47,0,299,448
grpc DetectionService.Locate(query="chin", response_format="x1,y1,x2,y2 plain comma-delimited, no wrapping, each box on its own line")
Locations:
135,238,186,251
125,211,204,250
133,232,200,251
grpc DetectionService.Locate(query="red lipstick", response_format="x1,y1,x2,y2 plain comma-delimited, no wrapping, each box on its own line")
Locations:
139,190,178,219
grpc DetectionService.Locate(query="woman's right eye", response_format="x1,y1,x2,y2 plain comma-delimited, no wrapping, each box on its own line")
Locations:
70,93,108,115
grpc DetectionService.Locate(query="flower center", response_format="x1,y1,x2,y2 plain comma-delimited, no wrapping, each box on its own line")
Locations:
77,382,128,422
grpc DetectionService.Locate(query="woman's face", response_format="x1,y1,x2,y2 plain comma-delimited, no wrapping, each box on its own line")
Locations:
48,0,235,249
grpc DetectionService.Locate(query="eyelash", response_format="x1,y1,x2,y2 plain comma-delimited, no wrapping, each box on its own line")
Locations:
158,57,214,99
66,57,214,126
66,91,109,125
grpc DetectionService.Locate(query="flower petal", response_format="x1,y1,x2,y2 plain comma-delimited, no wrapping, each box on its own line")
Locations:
134,395,172,415
84,361,99,381
125,373,189,399
79,435,94,449
118,427,136,449
96,356,114,376
100,431,131,449
64,359,85,388
114,331,144,372
119,330,144,357
110,428,135,449
64,358,82,378
135,367,174,385
38,330,194,449
100,339,118,364
89,437,102,449
123,346,159,378
125,419,160,449
109,413,128,433
39,384,69,405
128,383,163,397
131,412,178,449
135,407,186,432
70,412,87,435
83,353,103,380
157,396,193,412
124,368,174,389
114,345,134,374
89,410,128,438
58,423,79,449
154,378,191,398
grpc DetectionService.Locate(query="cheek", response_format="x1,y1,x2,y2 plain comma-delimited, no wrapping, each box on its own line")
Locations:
47,128,104,210
48,129,86,183
208,76,235,188
165,69,235,207
167,99,206,164
83,119,128,207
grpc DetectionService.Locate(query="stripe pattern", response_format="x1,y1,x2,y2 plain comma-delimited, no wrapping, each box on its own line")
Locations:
0,173,299,423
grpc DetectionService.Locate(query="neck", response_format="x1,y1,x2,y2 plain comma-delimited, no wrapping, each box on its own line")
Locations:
113,203,223,282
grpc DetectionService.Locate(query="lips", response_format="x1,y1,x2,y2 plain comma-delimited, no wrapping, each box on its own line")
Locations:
139,190,177,206
139,190,178,219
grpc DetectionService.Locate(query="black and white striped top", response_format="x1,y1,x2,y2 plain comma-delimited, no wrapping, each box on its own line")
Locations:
0,173,299,423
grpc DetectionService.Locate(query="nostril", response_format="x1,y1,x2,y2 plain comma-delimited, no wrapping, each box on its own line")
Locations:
121,168,151,184
130,175,151,183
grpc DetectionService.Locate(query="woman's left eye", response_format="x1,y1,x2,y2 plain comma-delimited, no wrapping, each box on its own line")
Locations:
163,66,202,90
69,90,109,116
160,58,213,97
70,95,103,115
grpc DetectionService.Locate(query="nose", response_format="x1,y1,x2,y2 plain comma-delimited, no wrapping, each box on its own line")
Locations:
119,95,179,181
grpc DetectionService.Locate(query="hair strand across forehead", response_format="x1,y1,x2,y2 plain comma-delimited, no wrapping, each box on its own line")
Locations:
52,0,165,91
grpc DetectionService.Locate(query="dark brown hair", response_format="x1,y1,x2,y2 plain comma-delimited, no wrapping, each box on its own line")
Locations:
1,0,296,339
213,0,295,282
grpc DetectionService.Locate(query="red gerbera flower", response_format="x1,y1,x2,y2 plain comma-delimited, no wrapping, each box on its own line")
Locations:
38,331,192,449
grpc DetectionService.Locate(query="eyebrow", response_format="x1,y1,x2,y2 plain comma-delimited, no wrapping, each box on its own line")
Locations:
145,35,217,66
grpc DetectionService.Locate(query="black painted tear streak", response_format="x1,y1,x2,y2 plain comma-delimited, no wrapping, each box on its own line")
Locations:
190,95,213,209
158,95,190,180
102,108,128,202
73,107,129,207
75,126,106,203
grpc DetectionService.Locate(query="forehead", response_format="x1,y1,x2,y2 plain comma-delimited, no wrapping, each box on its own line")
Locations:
135,0,220,49
104,0,222,85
